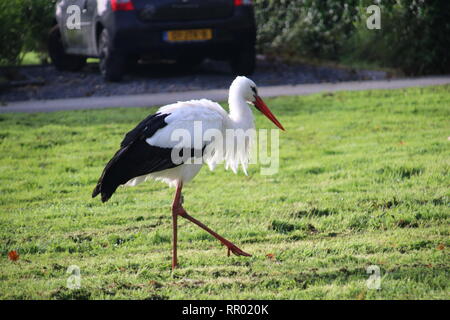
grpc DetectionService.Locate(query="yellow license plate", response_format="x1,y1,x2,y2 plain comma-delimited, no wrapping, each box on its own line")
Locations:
165,29,212,42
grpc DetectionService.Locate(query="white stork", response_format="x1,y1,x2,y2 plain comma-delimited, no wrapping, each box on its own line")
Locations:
92,76,284,270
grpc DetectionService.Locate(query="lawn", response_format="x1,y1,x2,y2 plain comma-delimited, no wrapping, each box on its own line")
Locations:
0,85,449,300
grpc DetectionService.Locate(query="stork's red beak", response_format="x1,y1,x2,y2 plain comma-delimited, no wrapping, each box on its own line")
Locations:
254,96,285,131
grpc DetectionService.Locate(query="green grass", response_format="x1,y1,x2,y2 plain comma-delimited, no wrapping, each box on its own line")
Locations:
20,52,42,66
0,85,449,300
18,51,99,66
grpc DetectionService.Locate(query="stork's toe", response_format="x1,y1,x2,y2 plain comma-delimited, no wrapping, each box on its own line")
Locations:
226,244,252,257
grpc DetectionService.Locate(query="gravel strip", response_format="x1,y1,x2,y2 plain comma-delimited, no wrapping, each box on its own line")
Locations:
0,58,387,103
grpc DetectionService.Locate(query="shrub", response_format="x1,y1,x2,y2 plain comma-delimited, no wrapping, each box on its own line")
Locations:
254,0,359,60
255,0,450,75
0,0,56,66
21,0,57,59
344,0,450,75
0,0,24,65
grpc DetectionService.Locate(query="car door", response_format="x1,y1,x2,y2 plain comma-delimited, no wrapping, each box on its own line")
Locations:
78,0,98,55
56,0,75,50
56,0,83,54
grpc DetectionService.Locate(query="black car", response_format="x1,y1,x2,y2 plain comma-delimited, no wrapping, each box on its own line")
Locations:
49,0,257,81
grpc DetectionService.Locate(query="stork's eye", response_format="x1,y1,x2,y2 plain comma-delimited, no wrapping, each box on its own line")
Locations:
251,86,257,95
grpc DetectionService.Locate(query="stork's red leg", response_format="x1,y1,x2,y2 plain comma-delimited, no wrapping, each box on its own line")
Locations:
173,182,251,258
171,182,183,271
179,209,252,257
171,208,178,271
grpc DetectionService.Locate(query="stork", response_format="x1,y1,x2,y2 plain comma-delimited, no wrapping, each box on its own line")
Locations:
92,76,284,270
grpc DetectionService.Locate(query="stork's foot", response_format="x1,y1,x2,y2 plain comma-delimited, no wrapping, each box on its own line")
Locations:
225,242,252,257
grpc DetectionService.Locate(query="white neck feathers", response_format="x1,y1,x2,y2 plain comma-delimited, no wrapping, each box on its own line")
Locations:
228,87,255,131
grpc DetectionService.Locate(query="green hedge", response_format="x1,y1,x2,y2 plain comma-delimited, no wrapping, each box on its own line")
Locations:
255,0,450,75
0,0,24,65
1,0,449,75
344,0,450,75
0,0,55,65
254,0,359,60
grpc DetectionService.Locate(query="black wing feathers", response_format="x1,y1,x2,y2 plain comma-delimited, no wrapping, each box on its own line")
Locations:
121,113,169,148
92,113,177,202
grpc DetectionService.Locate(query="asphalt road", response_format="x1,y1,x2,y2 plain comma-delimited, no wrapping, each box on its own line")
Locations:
1,76,450,113
0,59,386,103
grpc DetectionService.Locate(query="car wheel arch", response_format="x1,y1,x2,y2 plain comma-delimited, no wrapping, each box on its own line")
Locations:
95,22,105,56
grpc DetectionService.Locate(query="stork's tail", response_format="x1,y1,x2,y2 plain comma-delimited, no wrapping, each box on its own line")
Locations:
92,148,128,203
92,174,119,203
91,183,111,202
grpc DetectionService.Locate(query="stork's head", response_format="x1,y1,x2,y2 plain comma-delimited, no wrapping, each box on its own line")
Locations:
230,76,285,131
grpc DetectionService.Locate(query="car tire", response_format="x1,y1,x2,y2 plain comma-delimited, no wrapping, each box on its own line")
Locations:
230,46,256,76
98,29,125,82
48,25,86,72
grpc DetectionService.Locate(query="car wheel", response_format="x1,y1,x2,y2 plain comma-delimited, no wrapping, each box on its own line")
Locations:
98,29,125,82
48,25,86,71
230,46,256,76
